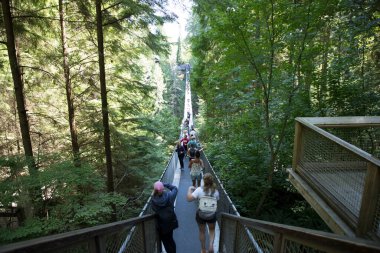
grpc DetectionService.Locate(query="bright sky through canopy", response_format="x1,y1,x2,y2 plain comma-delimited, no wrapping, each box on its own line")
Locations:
162,0,192,42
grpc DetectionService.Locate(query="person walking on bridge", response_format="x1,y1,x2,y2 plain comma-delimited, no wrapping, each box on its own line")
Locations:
180,134,189,154
190,126,197,139
188,150,203,187
187,135,198,161
175,141,185,170
152,181,178,253
187,173,219,253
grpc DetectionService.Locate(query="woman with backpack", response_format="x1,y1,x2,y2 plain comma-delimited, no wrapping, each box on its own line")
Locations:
188,150,204,187
186,173,220,253
152,181,178,253
187,136,198,162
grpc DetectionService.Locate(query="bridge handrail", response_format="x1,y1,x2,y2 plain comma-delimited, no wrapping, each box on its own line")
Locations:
139,151,177,217
0,214,157,253
200,149,264,252
200,150,239,216
219,212,380,253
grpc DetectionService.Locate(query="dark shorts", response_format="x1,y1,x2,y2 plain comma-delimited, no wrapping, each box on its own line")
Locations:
195,210,217,224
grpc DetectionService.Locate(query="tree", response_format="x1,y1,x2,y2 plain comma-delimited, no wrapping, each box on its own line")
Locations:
1,0,36,173
59,0,80,166
95,0,114,197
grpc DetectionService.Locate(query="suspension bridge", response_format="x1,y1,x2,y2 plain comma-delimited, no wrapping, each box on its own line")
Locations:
0,64,380,253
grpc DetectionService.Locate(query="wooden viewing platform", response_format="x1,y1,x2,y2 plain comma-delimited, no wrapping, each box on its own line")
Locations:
288,117,380,241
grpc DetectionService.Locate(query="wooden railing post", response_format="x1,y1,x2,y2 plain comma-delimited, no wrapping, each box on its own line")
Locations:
218,215,225,253
233,220,239,252
88,235,106,253
357,163,380,238
141,221,147,253
292,121,304,173
273,233,285,253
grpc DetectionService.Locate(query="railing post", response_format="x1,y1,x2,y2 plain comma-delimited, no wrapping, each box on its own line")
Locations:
357,163,380,237
273,233,285,253
88,235,106,253
141,221,147,253
292,121,304,173
234,220,239,252
218,215,225,253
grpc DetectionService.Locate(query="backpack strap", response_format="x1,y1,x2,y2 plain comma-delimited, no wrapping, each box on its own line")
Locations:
201,187,214,197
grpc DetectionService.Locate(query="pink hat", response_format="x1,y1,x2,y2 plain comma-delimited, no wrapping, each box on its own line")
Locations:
154,181,164,192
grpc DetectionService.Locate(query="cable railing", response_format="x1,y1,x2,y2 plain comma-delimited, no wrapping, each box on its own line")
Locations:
139,151,178,217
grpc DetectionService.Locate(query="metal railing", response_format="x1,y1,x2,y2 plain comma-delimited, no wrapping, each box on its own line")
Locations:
219,213,380,253
0,215,158,253
289,117,380,239
200,151,239,216
139,151,177,217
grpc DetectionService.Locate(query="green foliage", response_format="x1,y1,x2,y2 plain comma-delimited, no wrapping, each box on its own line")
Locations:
189,0,379,230
0,0,183,244
0,218,67,244
0,159,130,243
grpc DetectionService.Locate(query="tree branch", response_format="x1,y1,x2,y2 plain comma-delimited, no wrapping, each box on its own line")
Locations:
103,13,133,27
103,1,123,12
20,65,57,80
14,15,94,24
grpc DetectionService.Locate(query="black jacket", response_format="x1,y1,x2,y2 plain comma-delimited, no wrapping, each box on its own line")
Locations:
151,183,178,234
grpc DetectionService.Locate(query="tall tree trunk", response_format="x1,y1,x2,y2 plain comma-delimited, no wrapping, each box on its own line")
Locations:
59,0,80,166
2,0,36,173
95,0,115,194
318,26,330,116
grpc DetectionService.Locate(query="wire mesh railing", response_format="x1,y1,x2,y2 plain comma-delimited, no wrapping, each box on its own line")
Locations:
139,151,177,217
200,151,239,216
219,213,380,253
290,117,380,240
323,127,380,159
0,215,158,253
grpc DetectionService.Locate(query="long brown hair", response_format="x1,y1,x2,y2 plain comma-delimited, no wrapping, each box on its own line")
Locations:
203,173,216,194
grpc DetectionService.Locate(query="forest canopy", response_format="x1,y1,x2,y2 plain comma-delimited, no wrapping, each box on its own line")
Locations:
0,0,183,243
188,0,379,227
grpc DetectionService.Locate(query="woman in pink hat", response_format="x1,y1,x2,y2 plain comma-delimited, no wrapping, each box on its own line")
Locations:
151,181,178,253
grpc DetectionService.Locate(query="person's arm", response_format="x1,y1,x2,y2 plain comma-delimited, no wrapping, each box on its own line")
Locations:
164,183,178,202
164,183,176,191
188,159,193,169
187,186,196,201
215,190,220,200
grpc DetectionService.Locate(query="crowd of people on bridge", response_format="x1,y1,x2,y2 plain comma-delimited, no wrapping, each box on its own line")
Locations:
152,113,220,253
